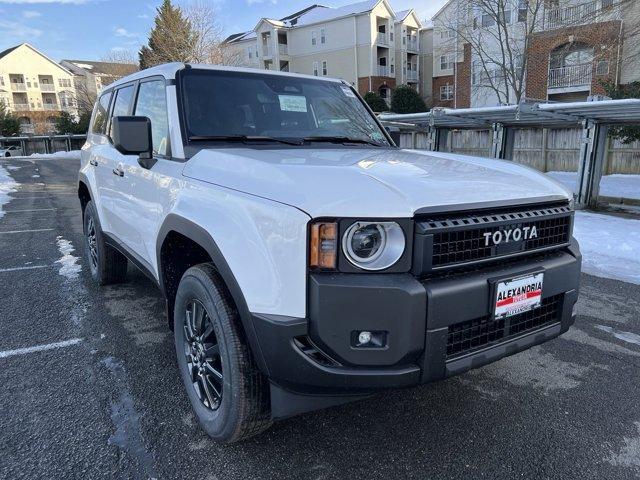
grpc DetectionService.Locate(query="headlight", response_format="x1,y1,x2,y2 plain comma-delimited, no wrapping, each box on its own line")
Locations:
342,221,405,270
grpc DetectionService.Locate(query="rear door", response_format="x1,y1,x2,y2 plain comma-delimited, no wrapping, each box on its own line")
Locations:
86,91,114,231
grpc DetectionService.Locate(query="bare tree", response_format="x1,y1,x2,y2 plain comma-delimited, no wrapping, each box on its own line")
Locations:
183,0,242,65
436,0,545,105
436,0,640,106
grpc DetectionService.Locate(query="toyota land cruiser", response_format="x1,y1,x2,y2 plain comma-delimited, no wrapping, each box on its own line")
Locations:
78,63,581,443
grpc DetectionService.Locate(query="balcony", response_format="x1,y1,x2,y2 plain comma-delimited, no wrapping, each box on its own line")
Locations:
377,32,388,46
41,84,55,92
262,45,272,57
377,65,389,77
548,64,592,90
407,70,419,82
544,1,603,30
12,103,30,111
42,103,60,111
11,82,26,92
278,44,288,55
407,37,419,52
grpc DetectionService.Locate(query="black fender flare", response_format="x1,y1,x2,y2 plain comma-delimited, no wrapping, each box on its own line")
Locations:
156,213,270,375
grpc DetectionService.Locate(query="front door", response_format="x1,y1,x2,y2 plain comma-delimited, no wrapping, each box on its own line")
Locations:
108,78,178,273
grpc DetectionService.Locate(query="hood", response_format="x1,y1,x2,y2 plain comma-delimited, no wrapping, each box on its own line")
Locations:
182,147,572,218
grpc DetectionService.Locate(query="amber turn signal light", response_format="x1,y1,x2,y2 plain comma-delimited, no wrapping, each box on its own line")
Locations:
309,222,337,270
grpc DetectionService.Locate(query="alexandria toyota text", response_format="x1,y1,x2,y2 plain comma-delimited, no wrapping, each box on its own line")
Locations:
483,226,539,246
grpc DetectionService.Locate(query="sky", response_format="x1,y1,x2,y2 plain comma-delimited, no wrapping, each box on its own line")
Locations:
0,0,447,62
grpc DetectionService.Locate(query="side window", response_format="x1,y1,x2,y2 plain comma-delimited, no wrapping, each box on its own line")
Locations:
134,80,169,156
91,92,112,134
108,85,135,139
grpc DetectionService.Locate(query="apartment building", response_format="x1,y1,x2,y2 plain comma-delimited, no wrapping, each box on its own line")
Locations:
222,0,432,103
60,60,139,113
0,43,77,134
432,0,640,108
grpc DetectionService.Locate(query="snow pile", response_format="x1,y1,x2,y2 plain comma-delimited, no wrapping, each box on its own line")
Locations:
55,236,82,280
0,164,19,220
547,171,640,201
574,211,640,285
16,150,82,160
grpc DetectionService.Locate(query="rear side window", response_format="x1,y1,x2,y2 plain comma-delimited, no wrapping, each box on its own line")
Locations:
134,80,169,156
109,85,135,139
91,92,111,134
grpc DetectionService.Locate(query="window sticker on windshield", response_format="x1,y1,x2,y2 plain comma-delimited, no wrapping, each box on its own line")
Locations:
341,86,356,98
278,95,308,112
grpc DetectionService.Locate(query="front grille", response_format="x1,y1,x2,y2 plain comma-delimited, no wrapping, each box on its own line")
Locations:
446,294,563,360
415,202,572,273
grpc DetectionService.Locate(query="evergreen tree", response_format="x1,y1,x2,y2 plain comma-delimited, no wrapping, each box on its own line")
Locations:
363,92,389,112
139,0,197,69
603,80,640,144
390,85,428,114
0,102,21,137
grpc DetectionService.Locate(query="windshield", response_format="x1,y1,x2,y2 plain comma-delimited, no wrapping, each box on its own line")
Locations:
178,69,391,147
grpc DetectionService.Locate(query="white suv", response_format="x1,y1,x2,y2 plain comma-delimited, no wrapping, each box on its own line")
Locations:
79,63,581,443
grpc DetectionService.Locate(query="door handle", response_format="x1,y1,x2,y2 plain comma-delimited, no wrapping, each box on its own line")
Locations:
112,167,124,177
89,159,98,166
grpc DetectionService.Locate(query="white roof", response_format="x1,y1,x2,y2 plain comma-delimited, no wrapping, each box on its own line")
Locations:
395,9,411,20
290,0,380,27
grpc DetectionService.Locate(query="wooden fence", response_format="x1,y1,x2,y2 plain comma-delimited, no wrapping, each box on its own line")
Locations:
401,128,640,174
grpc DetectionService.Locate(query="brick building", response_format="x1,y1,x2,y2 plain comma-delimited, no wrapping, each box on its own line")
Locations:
432,0,639,108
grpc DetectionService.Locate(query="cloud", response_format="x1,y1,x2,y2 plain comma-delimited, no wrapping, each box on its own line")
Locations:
23,9,41,17
246,0,277,5
0,19,42,37
137,13,148,19
114,27,137,38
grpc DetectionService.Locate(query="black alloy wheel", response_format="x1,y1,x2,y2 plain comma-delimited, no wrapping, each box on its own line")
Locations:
183,299,224,411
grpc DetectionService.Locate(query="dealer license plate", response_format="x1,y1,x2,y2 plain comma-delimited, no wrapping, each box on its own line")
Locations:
494,272,544,320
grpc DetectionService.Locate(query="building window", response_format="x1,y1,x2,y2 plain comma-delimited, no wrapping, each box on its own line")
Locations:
390,64,395,74
602,0,614,8
440,54,455,70
518,0,528,22
0,77,4,86
311,30,317,46
481,13,496,27
322,61,328,76
596,59,610,75
440,84,454,100
320,28,326,44
313,61,319,76
390,32,394,41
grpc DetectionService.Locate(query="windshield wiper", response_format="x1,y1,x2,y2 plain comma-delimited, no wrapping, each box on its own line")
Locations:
301,136,385,147
188,135,303,145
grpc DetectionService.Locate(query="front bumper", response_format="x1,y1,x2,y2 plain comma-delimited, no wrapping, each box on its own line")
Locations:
251,241,581,418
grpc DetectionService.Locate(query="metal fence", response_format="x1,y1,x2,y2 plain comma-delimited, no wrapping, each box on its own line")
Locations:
0,135,86,156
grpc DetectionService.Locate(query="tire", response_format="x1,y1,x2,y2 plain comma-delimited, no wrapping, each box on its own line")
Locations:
83,200,128,285
174,263,272,443
4,152,9,157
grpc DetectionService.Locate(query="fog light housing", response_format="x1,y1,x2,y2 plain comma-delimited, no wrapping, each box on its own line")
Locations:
351,330,387,348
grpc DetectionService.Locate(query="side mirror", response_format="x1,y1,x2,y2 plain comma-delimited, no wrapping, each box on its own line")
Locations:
111,116,156,169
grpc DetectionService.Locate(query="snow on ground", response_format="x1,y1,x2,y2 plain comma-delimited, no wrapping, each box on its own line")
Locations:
574,211,640,285
547,171,640,200
55,236,82,280
0,164,19,220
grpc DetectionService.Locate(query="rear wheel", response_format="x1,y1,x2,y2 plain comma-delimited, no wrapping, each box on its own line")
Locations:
83,200,128,285
174,263,272,443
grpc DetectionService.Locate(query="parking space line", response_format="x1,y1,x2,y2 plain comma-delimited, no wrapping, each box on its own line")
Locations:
3,208,56,213
0,265,48,272
0,338,82,359
0,228,55,234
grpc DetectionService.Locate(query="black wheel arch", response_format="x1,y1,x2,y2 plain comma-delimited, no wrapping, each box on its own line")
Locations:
78,172,92,215
157,214,270,376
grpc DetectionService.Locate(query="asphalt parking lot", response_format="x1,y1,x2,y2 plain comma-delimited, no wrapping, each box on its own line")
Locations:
1,156,639,480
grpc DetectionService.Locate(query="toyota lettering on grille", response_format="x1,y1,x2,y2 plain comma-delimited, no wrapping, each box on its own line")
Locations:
483,226,538,247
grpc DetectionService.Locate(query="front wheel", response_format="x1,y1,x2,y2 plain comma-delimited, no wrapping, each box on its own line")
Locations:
174,263,272,443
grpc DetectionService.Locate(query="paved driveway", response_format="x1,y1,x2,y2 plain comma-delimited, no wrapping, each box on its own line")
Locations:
1,156,639,480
